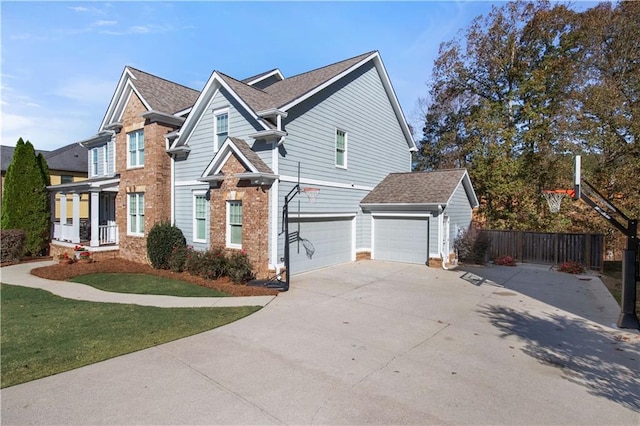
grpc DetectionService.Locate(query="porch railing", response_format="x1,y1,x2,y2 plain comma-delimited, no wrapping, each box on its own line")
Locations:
99,224,118,245
52,222,76,243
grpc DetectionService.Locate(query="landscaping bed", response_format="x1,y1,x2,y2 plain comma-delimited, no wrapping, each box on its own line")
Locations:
31,258,278,297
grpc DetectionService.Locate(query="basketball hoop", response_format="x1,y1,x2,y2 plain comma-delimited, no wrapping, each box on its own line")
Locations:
302,187,320,203
542,189,575,213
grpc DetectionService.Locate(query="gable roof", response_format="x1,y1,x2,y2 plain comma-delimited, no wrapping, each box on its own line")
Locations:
173,51,416,151
361,169,478,207
1,143,87,174
201,137,274,179
100,67,200,130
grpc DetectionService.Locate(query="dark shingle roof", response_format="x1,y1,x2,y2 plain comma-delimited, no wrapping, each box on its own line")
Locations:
361,169,468,205
228,137,273,174
43,143,88,173
127,67,200,114
1,143,87,173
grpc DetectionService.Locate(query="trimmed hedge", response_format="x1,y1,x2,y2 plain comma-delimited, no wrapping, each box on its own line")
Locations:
1,230,26,262
146,222,186,269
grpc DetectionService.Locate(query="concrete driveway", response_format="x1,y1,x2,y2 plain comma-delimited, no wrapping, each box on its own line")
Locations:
2,260,639,424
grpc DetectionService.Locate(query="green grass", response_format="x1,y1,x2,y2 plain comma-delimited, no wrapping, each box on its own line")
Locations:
0,283,260,388
600,261,640,314
70,273,230,297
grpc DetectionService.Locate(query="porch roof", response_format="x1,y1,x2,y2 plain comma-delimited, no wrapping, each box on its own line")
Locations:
47,175,120,193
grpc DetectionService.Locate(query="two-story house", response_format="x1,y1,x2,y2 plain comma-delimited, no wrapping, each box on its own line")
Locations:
48,51,477,273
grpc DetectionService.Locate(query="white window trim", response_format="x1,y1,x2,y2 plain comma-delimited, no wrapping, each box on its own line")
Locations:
226,200,242,249
213,107,229,152
335,128,347,169
102,145,108,175
127,129,145,169
193,190,208,243
127,193,145,237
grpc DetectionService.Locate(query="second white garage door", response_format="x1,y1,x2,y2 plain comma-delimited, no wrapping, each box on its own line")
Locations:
289,216,354,274
373,216,429,264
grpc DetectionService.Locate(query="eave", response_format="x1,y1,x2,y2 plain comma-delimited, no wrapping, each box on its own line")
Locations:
142,110,185,127
77,131,114,148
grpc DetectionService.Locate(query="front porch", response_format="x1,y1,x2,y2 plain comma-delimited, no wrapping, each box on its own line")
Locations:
48,176,120,249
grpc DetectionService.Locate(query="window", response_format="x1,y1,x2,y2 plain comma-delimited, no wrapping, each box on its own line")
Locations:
61,175,74,184
226,201,242,248
127,193,145,236
91,148,99,176
336,129,347,168
214,110,229,151
127,129,144,168
193,193,208,242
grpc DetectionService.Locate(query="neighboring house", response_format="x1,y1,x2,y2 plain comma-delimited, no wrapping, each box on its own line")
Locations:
47,50,477,275
360,169,479,266
1,143,88,227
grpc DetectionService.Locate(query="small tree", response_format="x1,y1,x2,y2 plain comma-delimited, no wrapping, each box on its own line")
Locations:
147,222,186,269
1,138,51,256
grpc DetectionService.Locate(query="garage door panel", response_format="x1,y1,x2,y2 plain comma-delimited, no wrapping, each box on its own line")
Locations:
289,217,353,274
374,217,429,264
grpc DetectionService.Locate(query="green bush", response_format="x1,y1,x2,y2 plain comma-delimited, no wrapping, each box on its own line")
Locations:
146,222,185,269
184,247,228,280
168,244,190,272
455,226,491,264
1,230,26,262
227,250,255,284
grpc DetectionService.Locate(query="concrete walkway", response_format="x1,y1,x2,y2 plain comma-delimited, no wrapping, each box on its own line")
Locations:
2,260,639,425
0,261,275,307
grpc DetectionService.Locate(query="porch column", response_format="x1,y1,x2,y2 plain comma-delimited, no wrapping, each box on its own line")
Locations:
50,192,56,239
60,193,67,225
71,193,80,244
90,191,100,247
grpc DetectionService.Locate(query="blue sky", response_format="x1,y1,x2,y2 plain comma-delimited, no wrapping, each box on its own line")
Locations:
1,1,592,151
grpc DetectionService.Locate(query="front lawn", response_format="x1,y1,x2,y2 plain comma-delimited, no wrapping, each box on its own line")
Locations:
70,273,230,297
0,283,260,388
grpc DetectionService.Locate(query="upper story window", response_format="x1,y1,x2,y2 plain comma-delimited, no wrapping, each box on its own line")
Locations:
214,109,229,151
226,200,242,249
61,175,74,184
335,129,347,168
91,148,99,176
127,129,144,168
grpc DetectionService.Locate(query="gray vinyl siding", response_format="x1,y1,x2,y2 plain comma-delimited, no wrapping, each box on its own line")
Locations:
279,62,411,187
90,141,115,177
444,182,473,243
174,88,268,183
429,211,440,258
174,184,210,251
357,211,371,250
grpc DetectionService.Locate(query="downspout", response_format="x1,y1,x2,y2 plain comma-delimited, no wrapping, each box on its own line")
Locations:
271,117,284,276
438,204,448,270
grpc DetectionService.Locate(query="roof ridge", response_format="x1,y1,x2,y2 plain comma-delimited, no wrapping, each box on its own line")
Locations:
283,50,377,81
126,66,200,94
218,71,271,95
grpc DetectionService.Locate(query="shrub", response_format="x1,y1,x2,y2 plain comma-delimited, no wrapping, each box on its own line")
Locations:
168,244,190,272
455,226,491,264
227,250,255,284
494,255,516,266
559,261,584,274
146,222,186,269
185,247,227,280
1,229,26,262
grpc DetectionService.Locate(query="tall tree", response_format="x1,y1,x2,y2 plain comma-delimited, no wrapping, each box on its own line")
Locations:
1,138,51,256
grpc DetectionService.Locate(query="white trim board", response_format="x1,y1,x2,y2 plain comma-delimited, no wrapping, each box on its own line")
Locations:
279,175,374,191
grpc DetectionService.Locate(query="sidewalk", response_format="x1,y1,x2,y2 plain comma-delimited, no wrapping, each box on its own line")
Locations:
0,261,275,308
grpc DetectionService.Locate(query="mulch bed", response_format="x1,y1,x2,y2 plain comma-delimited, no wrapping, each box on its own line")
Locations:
30,259,279,297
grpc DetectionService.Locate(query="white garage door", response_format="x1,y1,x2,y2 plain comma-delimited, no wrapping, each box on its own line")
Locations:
373,216,429,264
289,217,353,274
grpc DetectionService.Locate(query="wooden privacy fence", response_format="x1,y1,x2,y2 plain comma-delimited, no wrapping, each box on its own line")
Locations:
482,230,604,271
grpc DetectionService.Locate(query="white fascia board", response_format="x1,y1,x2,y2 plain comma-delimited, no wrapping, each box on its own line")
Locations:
141,110,185,127
361,202,442,210
371,53,417,152
246,69,284,86
78,131,113,148
105,78,153,131
201,138,259,178
216,74,270,131
166,145,190,155
175,107,192,117
279,53,377,112
248,129,287,139
257,108,288,118
197,175,225,183
371,212,432,218
99,67,134,130
444,171,479,208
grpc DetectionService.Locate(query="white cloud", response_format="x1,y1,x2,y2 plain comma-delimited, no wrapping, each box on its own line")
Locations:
92,20,118,27
101,23,173,36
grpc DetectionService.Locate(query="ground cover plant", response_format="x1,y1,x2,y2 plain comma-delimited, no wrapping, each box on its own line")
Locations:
31,258,277,297
70,273,231,297
0,283,260,388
